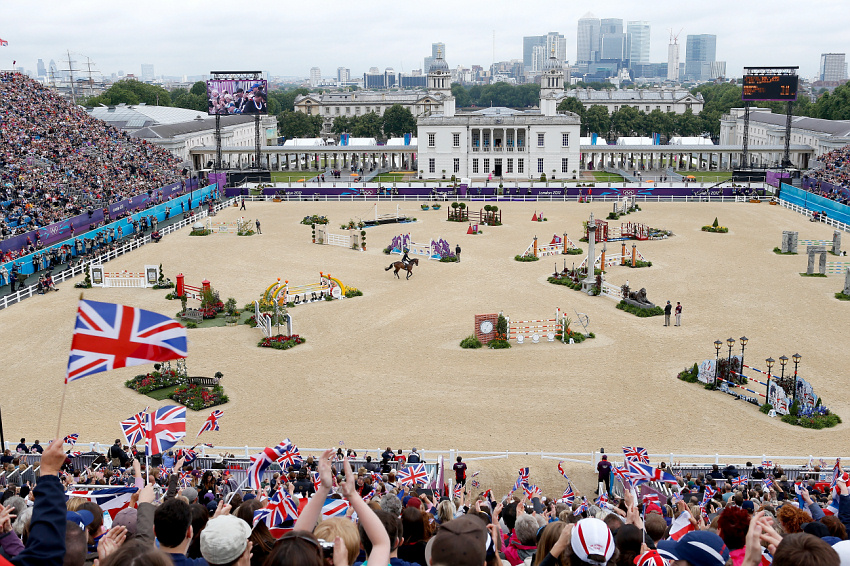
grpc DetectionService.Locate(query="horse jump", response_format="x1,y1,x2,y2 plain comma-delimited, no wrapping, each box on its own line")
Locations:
262,273,346,306
507,308,563,344
315,226,364,251
521,234,578,259
90,265,159,288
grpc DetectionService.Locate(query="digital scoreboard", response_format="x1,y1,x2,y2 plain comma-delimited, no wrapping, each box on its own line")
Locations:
742,74,798,101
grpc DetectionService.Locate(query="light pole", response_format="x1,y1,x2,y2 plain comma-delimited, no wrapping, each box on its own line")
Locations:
779,355,788,393
727,337,736,362
792,353,801,406
739,336,748,380
765,357,775,400
714,340,722,383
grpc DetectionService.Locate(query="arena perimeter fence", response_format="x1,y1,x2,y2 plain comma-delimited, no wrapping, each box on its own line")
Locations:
0,198,237,311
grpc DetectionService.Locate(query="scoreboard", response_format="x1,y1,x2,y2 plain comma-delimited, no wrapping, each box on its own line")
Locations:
742,74,798,101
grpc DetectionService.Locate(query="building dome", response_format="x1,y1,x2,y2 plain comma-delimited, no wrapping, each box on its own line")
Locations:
543,55,561,71
430,56,449,72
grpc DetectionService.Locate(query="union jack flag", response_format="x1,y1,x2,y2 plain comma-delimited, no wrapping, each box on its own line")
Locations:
642,493,660,504
321,498,350,519
175,448,196,463
311,472,322,491
471,480,480,488
120,409,149,446
515,467,530,491
277,444,302,468
702,485,716,504
557,461,569,481
830,458,842,492
196,410,224,438
398,463,428,486
370,472,383,485
453,483,464,498
625,459,677,485
623,447,650,464
254,488,298,530
64,434,79,446
246,441,296,490
561,484,575,504
363,486,377,502
613,466,632,488
66,300,187,382
761,458,773,468
595,492,609,506
145,405,186,456
524,484,542,500
179,471,192,488
732,476,749,487
471,471,480,477
762,477,774,490
573,497,589,516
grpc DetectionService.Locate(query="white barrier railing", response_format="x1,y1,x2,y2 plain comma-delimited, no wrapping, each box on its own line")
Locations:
778,199,850,234
0,198,236,312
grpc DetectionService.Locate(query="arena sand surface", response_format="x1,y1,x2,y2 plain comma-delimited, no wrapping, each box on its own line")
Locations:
4,199,848,494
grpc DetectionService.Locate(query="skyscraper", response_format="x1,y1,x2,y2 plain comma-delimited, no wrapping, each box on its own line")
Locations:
667,35,680,82
627,21,651,66
546,32,567,65
37,59,46,78
309,67,321,87
337,67,350,85
819,53,848,82
141,64,154,82
576,13,601,65
523,35,547,70
685,34,716,81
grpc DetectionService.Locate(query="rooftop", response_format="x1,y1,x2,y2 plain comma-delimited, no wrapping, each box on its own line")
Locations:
86,103,209,130
131,115,256,139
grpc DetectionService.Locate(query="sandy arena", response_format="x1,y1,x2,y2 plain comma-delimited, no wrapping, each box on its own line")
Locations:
3,199,848,493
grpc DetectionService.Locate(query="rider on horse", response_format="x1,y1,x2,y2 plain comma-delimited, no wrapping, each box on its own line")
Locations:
401,248,411,266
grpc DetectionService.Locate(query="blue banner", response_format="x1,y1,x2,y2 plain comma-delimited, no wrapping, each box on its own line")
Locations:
780,183,850,225
2,185,216,278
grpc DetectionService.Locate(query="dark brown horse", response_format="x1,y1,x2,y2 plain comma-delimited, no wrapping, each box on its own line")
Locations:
385,257,419,279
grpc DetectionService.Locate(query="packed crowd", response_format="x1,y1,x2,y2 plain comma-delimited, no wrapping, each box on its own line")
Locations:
0,72,185,240
1,438,850,566
806,146,850,205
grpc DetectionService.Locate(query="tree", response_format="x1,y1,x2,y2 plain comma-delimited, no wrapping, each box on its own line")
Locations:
351,112,383,138
643,109,674,140
190,81,207,96
451,83,472,107
172,92,207,112
331,116,352,135
556,97,585,121
813,83,850,120
611,106,643,136
278,111,322,139
674,109,702,137
82,79,172,107
382,104,416,138
268,88,309,113
583,105,611,138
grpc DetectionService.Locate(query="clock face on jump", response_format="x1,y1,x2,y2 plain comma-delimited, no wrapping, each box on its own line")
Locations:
480,320,494,334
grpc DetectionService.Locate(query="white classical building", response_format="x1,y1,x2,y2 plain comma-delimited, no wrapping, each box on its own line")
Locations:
555,88,704,115
720,108,850,161
417,55,581,181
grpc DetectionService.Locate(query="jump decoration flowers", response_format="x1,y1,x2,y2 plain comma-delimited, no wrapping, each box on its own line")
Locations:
258,334,306,351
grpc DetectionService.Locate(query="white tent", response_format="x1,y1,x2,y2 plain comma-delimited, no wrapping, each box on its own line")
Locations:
282,138,327,147
668,136,714,146
615,137,654,146
386,137,418,146
580,137,608,146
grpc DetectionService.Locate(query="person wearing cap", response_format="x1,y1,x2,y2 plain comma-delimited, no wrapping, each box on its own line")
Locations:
658,530,730,566
430,514,488,566
200,515,252,566
571,517,617,565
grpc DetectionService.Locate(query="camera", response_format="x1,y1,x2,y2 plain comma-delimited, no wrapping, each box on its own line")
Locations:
318,539,334,557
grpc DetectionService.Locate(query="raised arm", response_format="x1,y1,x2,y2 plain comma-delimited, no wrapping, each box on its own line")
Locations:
293,449,333,532
339,456,390,566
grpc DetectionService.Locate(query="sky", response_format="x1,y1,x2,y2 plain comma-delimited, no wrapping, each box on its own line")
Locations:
1,0,847,80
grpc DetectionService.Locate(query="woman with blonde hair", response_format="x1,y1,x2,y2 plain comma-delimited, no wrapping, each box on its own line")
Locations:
534,521,570,566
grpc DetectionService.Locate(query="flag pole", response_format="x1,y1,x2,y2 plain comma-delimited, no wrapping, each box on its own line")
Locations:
58,293,84,439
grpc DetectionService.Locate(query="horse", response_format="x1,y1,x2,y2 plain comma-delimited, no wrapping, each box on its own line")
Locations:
385,258,419,279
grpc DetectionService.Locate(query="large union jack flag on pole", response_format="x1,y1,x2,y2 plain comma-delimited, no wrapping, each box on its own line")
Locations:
246,440,295,490
67,300,187,382
398,463,429,486
623,447,650,464
146,405,186,456
625,459,677,485
196,410,224,438
120,408,149,446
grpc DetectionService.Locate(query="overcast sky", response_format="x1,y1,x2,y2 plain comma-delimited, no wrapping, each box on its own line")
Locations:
2,0,847,80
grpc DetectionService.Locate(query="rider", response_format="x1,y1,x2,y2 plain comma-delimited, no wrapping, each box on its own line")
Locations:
401,248,411,266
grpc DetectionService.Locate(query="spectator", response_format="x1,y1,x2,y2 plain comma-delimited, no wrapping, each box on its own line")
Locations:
151,498,208,565
199,515,252,566
15,439,27,454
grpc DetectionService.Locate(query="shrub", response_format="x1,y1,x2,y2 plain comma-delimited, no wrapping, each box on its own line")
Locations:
677,363,700,383
488,339,511,349
125,370,182,394
189,229,211,236
186,322,198,329
616,300,664,317
515,254,540,262
565,247,583,255
171,384,228,411
629,260,653,268
440,256,458,262
301,215,328,225
836,292,850,301
345,287,363,298
759,403,773,414
460,335,482,349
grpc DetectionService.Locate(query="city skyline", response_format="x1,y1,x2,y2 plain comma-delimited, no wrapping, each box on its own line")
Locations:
2,0,847,80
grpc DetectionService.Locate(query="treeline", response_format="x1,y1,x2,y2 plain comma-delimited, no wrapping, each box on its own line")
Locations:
276,103,417,140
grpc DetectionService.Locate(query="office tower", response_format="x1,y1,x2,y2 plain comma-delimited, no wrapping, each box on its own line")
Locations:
141,64,154,82
524,35,547,70
599,19,625,62
819,53,848,82
667,35,680,81
685,34,716,81
546,32,567,65
310,67,321,87
337,67,350,84
576,13,601,65
627,21,651,66
531,44,547,72
37,59,46,78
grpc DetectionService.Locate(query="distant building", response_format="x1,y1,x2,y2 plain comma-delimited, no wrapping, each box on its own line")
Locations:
667,39,680,82
576,13,601,65
556,88,704,115
819,53,848,82
141,64,154,82
417,53,580,181
337,67,350,85
523,35,547,71
309,67,321,87
37,59,46,78
424,42,446,73
627,21,650,66
599,19,626,62
685,34,716,81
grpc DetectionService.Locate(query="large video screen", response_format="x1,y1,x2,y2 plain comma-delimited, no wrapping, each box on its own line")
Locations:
742,74,798,101
207,79,268,115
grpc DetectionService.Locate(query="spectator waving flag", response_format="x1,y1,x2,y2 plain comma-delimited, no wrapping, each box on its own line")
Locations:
557,461,569,481
623,447,650,464
311,472,322,492
668,509,696,541
246,440,295,490
524,484,542,500
625,459,677,485
732,476,749,488
595,492,609,507
573,497,589,516
64,433,79,446
66,487,136,520
612,466,632,488
398,463,428,486
196,410,223,438
515,467,530,491
120,408,149,446
145,406,186,456
66,299,187,382
175,448,196,463
453,483,463,499
277,444,302,468
830,458,842,492
763,477,774,490
561,484,575,504
761,457,773,468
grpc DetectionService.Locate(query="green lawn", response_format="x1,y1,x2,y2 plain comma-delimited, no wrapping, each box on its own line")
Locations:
270,171,319,183
592,172,625,183
146,385,179,401
683,171,732,183
372,173,408,182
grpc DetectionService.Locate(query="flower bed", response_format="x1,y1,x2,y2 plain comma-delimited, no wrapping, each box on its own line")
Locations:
301,215,329,225
190,229,212,236
171,384,228,411
258,334,306,350
125,370,182,394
